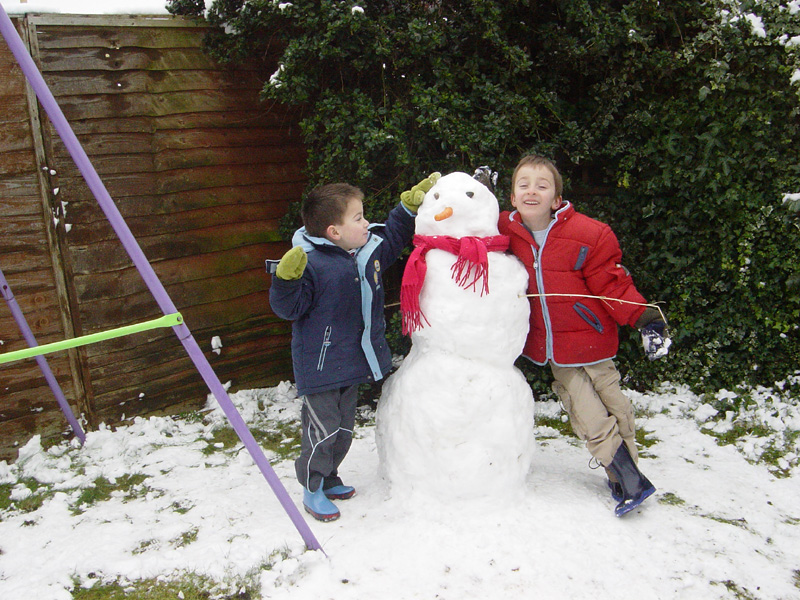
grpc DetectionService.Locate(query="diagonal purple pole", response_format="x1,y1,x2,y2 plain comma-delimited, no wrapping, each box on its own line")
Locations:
0,6,323,553
0,267,86,444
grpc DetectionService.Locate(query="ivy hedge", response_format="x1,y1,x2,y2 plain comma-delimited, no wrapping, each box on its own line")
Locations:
169,0,800,394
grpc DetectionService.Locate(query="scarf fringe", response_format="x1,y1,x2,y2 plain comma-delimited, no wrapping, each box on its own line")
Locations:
400,234,508,335
451,239,490,295
400,286,430,336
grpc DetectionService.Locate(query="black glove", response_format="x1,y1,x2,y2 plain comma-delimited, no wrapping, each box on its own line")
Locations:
640,320,670,360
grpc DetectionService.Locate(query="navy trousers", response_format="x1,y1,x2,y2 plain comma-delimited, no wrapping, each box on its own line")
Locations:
295,384,358,491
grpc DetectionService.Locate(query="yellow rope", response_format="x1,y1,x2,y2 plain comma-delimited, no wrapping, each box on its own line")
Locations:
521,293,668,325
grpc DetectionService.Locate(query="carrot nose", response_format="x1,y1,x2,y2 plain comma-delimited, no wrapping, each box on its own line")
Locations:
434,207,454,221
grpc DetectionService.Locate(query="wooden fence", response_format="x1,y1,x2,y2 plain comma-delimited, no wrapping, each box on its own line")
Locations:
0,14,305,460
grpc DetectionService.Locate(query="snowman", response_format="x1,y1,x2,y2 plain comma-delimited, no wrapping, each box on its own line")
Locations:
376,171,535,501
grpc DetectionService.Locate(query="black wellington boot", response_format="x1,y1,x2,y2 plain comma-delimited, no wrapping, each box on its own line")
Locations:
606,443,656,517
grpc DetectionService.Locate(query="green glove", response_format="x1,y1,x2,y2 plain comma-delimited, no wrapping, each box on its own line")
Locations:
401,172,441,213
275,246,308,280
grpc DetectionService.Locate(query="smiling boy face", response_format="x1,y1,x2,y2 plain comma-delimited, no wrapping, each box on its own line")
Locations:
510,164,563,232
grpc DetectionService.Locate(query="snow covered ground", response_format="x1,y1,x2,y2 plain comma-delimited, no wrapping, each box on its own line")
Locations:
1,380,799,600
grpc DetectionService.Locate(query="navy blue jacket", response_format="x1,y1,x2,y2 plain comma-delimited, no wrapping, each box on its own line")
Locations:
269,204,415,395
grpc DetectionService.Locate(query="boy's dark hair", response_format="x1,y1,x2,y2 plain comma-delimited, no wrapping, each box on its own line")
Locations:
512,155,563,198
301,183,364,238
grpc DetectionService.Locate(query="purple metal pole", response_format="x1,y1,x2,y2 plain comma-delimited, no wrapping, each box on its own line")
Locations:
0,6,323,553
0,267,86,444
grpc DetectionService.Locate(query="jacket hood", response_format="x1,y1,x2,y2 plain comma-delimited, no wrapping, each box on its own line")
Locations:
291,227,333,252
292,225,384,255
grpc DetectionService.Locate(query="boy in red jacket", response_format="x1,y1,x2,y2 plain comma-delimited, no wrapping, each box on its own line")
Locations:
498,155,670,516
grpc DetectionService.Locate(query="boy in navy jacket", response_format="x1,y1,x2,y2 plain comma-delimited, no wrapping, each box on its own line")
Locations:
269,177,437,521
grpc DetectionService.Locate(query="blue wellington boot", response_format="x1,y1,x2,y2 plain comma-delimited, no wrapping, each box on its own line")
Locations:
303,482,340,522
606,443,656,517
323,484,356,500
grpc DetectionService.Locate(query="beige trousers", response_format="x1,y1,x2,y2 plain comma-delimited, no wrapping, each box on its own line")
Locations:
550,360,637,468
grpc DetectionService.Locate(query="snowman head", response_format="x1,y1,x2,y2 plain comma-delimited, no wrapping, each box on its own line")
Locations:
415,172,500,237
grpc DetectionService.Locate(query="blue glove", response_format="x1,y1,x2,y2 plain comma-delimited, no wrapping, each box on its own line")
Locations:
641,320,671,361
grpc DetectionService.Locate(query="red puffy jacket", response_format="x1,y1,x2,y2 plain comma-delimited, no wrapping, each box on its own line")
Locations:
498,203,646,366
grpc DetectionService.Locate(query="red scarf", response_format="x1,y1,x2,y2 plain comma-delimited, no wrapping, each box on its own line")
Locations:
401,234,510,335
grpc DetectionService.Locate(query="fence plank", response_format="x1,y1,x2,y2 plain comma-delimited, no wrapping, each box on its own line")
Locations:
0,14,303,461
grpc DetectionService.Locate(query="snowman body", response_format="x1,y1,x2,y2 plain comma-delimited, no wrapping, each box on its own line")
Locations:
376,172,535,500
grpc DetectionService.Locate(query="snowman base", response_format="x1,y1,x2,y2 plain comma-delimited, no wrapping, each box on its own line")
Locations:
376,347,535,501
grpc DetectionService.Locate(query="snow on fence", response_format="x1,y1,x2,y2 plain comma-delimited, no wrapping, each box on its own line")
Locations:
0,13,306,461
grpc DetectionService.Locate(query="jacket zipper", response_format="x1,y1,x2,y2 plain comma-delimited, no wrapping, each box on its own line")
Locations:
533,244,555,361
317,326,332,371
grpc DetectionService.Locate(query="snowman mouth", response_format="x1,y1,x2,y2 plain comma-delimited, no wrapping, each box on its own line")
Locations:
434,206,454,221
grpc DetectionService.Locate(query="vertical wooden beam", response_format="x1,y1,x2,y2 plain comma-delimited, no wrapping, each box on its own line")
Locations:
19,15,97,428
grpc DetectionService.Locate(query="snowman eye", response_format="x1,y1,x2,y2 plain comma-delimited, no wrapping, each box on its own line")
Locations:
434,192,440,200
466,191,474,198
